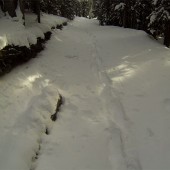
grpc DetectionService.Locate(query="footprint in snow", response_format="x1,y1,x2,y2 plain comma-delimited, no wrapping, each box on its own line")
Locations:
163,98,170,113
65,55,78,59
146,128,154,137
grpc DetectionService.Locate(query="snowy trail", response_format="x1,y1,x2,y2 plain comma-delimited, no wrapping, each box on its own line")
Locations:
35,19,124,170
1,17,170,170
35,18,140,170
88,26,142,170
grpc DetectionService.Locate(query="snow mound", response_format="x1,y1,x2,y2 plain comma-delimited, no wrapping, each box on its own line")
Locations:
0,72,60,170
0,13,68,50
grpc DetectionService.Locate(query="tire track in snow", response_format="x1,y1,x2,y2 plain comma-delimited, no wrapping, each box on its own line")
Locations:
87,29,142,170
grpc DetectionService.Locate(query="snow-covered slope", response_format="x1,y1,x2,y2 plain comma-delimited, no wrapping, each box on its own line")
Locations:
0,17,170,170
0,13,68,50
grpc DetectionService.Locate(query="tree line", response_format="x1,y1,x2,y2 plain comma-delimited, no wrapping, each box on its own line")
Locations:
0,0,91,21
1,0,170,47
40,0,91,20
93,0,170,47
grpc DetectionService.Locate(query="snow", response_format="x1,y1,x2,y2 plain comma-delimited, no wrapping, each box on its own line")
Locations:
0,13,68,50
153,0,158,5
115,3,125,11
1,17,170,170
0,70,60,170
149,13,156,25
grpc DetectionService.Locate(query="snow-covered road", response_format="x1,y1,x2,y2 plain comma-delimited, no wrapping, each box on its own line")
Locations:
1,17,170,170
35,18,134,170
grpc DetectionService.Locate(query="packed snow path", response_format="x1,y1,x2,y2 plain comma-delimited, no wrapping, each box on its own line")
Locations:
35,18,140,170
1,17,170,170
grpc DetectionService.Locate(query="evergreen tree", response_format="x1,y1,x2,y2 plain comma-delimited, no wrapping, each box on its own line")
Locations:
148,0,170,46
0,0,4,13
122,0,136,28
60,0,75,20
40,0,61,15
134,0,152,31
110,1,125,26
81,0,90,18
93,0,100,18
40,0,81,20
98,0,112,25
74,0,81,17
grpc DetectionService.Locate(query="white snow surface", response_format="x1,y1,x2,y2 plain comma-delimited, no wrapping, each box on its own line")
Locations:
0,13,68,50
1,17,170,170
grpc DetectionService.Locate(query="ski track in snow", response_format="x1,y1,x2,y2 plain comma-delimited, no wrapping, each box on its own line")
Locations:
86,26,142,170
1,17,170,170
35,18,142,170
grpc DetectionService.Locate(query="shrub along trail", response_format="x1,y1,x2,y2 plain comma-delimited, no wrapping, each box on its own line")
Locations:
1,17,170,170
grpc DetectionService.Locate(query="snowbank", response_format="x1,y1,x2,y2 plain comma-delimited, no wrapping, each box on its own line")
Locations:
0,13,68,50
0,13,67,170
0,73,60,170
0,13,68,76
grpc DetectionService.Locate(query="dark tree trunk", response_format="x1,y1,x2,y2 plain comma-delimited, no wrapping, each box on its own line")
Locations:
31,0,40,23
123,1,129,28
164,20,170,47
19,0,25,25
0,0,4,12
4,0,18,17
37,0,40,23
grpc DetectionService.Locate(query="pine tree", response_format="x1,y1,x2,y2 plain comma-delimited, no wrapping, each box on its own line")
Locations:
122,0,136,28
60,0,75,20
40,0,81,20
98,0,112,25
40,0,61,15
81,0,90,18
134,0,152,31
74,0,81,17
110,0,125,26
93,0,100,18
148,0,170,46
0,0,4,13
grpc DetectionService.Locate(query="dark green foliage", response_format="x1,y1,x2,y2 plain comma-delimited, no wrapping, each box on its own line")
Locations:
80,0,90,17
134,0,152,31
148,0,170,36
40,0,91,19
74,0,81,17
97,0,112,25
93,0,100,18
41,0,62,15
60,0,75,20
110,1,125,26
0,0,4,12
148,0,170,46
40,0,80,20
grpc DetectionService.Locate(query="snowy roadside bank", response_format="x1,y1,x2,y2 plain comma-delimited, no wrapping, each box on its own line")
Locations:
0,70,63,170
0,13,66,170
0,13,68,76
